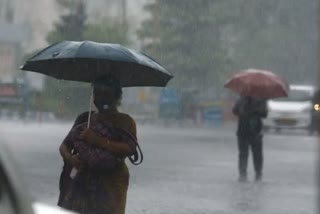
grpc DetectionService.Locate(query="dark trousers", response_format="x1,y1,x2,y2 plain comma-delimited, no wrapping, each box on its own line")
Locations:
237,134,263,176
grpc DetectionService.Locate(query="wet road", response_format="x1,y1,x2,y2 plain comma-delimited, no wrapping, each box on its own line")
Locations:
0,121,317,214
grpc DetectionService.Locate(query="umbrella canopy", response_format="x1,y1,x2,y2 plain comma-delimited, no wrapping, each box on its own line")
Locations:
224,69,288,99
21,40,173,87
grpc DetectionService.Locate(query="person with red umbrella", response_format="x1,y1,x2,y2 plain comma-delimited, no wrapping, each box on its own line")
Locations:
232,96,267,182
225,69,288,182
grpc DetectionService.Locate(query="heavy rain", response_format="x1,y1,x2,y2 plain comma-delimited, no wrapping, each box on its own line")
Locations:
0,0,318,214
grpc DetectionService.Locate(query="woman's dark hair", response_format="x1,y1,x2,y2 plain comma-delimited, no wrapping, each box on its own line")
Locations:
93,75,123,101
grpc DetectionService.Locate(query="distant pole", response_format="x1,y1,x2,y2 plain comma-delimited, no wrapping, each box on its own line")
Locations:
0,1,3,21
318,0,320,89
4,0,14,23
317,0,320,213
36,92,43,124
121,0,127,26
153,0,160,52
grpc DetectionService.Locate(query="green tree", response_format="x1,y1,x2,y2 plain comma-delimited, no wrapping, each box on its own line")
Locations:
47,0,130,45
47,0,87,43
43,0,88,117
226,0,317,84
84,18,130,45
42,0,132,117
138,0,232,95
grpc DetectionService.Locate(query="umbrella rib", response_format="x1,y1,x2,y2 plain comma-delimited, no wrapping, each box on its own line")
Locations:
28,41,63,61
74,41,88,58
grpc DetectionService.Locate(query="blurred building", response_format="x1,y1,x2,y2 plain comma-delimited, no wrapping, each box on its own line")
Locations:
0,22,31,82
0,0,55,89
0,0,153,90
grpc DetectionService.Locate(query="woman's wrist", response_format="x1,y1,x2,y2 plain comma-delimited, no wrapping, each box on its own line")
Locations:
89,135,112,148
67,152,77,161
64,153,72,162
103,139,112,149
92,135,102,146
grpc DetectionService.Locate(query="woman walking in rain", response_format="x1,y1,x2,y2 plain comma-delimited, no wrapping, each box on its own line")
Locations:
233,96,268,182
57,76,142,214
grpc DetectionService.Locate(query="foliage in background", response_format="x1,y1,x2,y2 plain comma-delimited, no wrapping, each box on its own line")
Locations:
47,0,86,43
84,18,130,45
22,0,318,115
138,0,233,98
222,0,318,84
139,0,317,99
40,0,130,117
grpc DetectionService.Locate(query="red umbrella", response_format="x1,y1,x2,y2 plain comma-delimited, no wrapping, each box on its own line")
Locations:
224,69,288,99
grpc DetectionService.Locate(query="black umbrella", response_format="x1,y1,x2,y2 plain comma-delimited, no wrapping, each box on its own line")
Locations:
21,40,173,87
21,41,173,127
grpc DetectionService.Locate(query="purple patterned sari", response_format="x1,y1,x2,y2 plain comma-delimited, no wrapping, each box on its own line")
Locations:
58,119,142,212
69,121,137,170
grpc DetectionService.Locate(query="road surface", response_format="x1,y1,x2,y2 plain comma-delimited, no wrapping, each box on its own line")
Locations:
0,121,317,214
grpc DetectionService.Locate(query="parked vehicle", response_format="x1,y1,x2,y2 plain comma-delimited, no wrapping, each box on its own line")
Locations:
264,85,315,134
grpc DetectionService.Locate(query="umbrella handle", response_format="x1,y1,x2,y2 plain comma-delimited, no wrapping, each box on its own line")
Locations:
87,86,94,128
